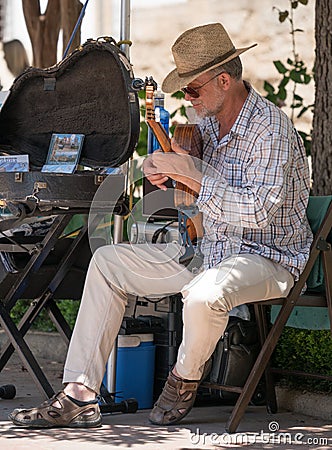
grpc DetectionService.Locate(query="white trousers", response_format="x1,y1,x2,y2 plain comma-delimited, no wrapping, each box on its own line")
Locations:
63,242,294,392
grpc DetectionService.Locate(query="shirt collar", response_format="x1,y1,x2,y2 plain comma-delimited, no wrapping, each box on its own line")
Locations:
229,81,258,138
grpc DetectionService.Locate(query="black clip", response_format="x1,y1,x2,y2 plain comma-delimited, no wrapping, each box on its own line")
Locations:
43,77,56,91
317,237,331,251
178,211,203,272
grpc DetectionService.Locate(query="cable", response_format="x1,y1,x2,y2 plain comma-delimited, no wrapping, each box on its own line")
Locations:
132,295,139,318
151,219,177,244
63,0,91,59
142,295,170,304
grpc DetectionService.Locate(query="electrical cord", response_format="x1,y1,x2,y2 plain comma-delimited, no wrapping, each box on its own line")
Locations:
142,295,171,304
151,219,177,244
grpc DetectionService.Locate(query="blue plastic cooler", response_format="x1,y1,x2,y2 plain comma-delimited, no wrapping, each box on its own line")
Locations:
104,333,155,409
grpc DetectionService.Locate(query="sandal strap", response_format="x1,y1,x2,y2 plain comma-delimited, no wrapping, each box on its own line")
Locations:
166,373,200,392
160,372,199,409
9,390,101,428
149,359,212,425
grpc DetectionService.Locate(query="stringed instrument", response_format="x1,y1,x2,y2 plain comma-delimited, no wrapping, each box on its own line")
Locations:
144,77,204,246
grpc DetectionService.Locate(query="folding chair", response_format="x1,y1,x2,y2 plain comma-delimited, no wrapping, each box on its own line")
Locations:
201,195,332,433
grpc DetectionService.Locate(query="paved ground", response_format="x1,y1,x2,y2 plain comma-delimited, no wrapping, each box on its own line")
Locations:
0,355,332,449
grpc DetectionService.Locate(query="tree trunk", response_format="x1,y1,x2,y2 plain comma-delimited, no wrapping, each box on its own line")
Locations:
22,0,82,68
311,0,332,195
0,0,6,41
22,0,61,68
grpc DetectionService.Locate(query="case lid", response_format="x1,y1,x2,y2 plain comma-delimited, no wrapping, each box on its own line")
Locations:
0,38,140,169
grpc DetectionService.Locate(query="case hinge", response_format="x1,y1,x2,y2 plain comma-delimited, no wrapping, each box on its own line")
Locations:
317,237,331,251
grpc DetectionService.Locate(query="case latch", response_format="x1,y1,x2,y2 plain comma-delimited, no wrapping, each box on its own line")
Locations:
95,175,105,185
14,173,23,183
34,182,48,190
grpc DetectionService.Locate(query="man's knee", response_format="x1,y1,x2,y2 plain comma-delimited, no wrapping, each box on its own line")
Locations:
89,245,126,289
93,244,116,261
183,292,229,314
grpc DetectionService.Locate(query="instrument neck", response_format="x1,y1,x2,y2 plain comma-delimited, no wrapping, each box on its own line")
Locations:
146,119,171,153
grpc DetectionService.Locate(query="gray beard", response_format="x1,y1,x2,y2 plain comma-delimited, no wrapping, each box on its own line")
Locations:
195,97,224,119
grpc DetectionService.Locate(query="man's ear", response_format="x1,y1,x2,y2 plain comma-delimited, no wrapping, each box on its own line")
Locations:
218,72,231,90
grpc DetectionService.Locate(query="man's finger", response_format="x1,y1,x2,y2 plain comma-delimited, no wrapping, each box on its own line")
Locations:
171,137,190,154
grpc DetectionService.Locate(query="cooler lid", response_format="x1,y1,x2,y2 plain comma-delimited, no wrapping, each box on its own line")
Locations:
118,334,154,348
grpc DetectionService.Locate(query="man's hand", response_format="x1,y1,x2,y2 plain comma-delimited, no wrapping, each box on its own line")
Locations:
143,139,202,193
143,149,169,191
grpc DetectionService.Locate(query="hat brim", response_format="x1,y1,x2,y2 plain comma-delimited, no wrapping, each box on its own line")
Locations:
161,44,257,94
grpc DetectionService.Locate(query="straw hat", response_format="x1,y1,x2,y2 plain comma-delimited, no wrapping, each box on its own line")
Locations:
162,23,257,93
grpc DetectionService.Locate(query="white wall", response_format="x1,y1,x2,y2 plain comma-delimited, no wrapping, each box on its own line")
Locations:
2,0,315,131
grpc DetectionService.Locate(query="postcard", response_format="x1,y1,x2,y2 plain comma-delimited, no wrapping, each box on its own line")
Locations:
41,133,84,174
0,154,29,172
0,91,10,111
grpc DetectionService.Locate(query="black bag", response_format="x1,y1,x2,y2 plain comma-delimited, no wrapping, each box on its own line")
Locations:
198,317,264,404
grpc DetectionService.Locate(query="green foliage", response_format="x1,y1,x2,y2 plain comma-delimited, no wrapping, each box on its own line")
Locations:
273,327,332,392
263,0,314,156
10,299,80,332
135,89,149,158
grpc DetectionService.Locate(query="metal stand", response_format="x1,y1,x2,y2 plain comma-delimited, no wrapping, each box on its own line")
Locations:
94,0,139,415
106,0,131,397
0,212,106,398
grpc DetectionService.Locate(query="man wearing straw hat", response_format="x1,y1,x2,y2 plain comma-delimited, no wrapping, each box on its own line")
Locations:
9,23,312,429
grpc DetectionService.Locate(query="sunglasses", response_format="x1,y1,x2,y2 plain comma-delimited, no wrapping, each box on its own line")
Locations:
181,71,225,98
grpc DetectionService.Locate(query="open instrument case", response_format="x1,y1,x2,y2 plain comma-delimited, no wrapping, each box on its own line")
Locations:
0,37,140,397
0,36,140,206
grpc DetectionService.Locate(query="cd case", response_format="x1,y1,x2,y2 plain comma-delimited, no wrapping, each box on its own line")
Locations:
0,154,29,172
0,91,10,111
41,133,84,173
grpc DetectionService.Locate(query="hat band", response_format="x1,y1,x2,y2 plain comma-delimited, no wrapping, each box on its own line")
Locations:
178,47,236,78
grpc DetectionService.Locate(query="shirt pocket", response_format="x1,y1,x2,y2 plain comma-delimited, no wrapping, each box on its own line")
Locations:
222,159,244,187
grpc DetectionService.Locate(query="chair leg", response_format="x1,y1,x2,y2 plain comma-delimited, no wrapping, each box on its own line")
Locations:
226,298,296,433
254,303,278,414
47,299,72,343
0,295,50,371
322,250,332,336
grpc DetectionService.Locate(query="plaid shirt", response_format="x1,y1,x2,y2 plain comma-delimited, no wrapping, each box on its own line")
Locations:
196,83,313,279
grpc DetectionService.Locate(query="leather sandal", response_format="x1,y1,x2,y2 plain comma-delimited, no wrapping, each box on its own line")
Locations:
8,391,102,428
149,359,212,426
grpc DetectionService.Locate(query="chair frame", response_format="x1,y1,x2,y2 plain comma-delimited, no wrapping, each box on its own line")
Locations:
201,198,332,433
